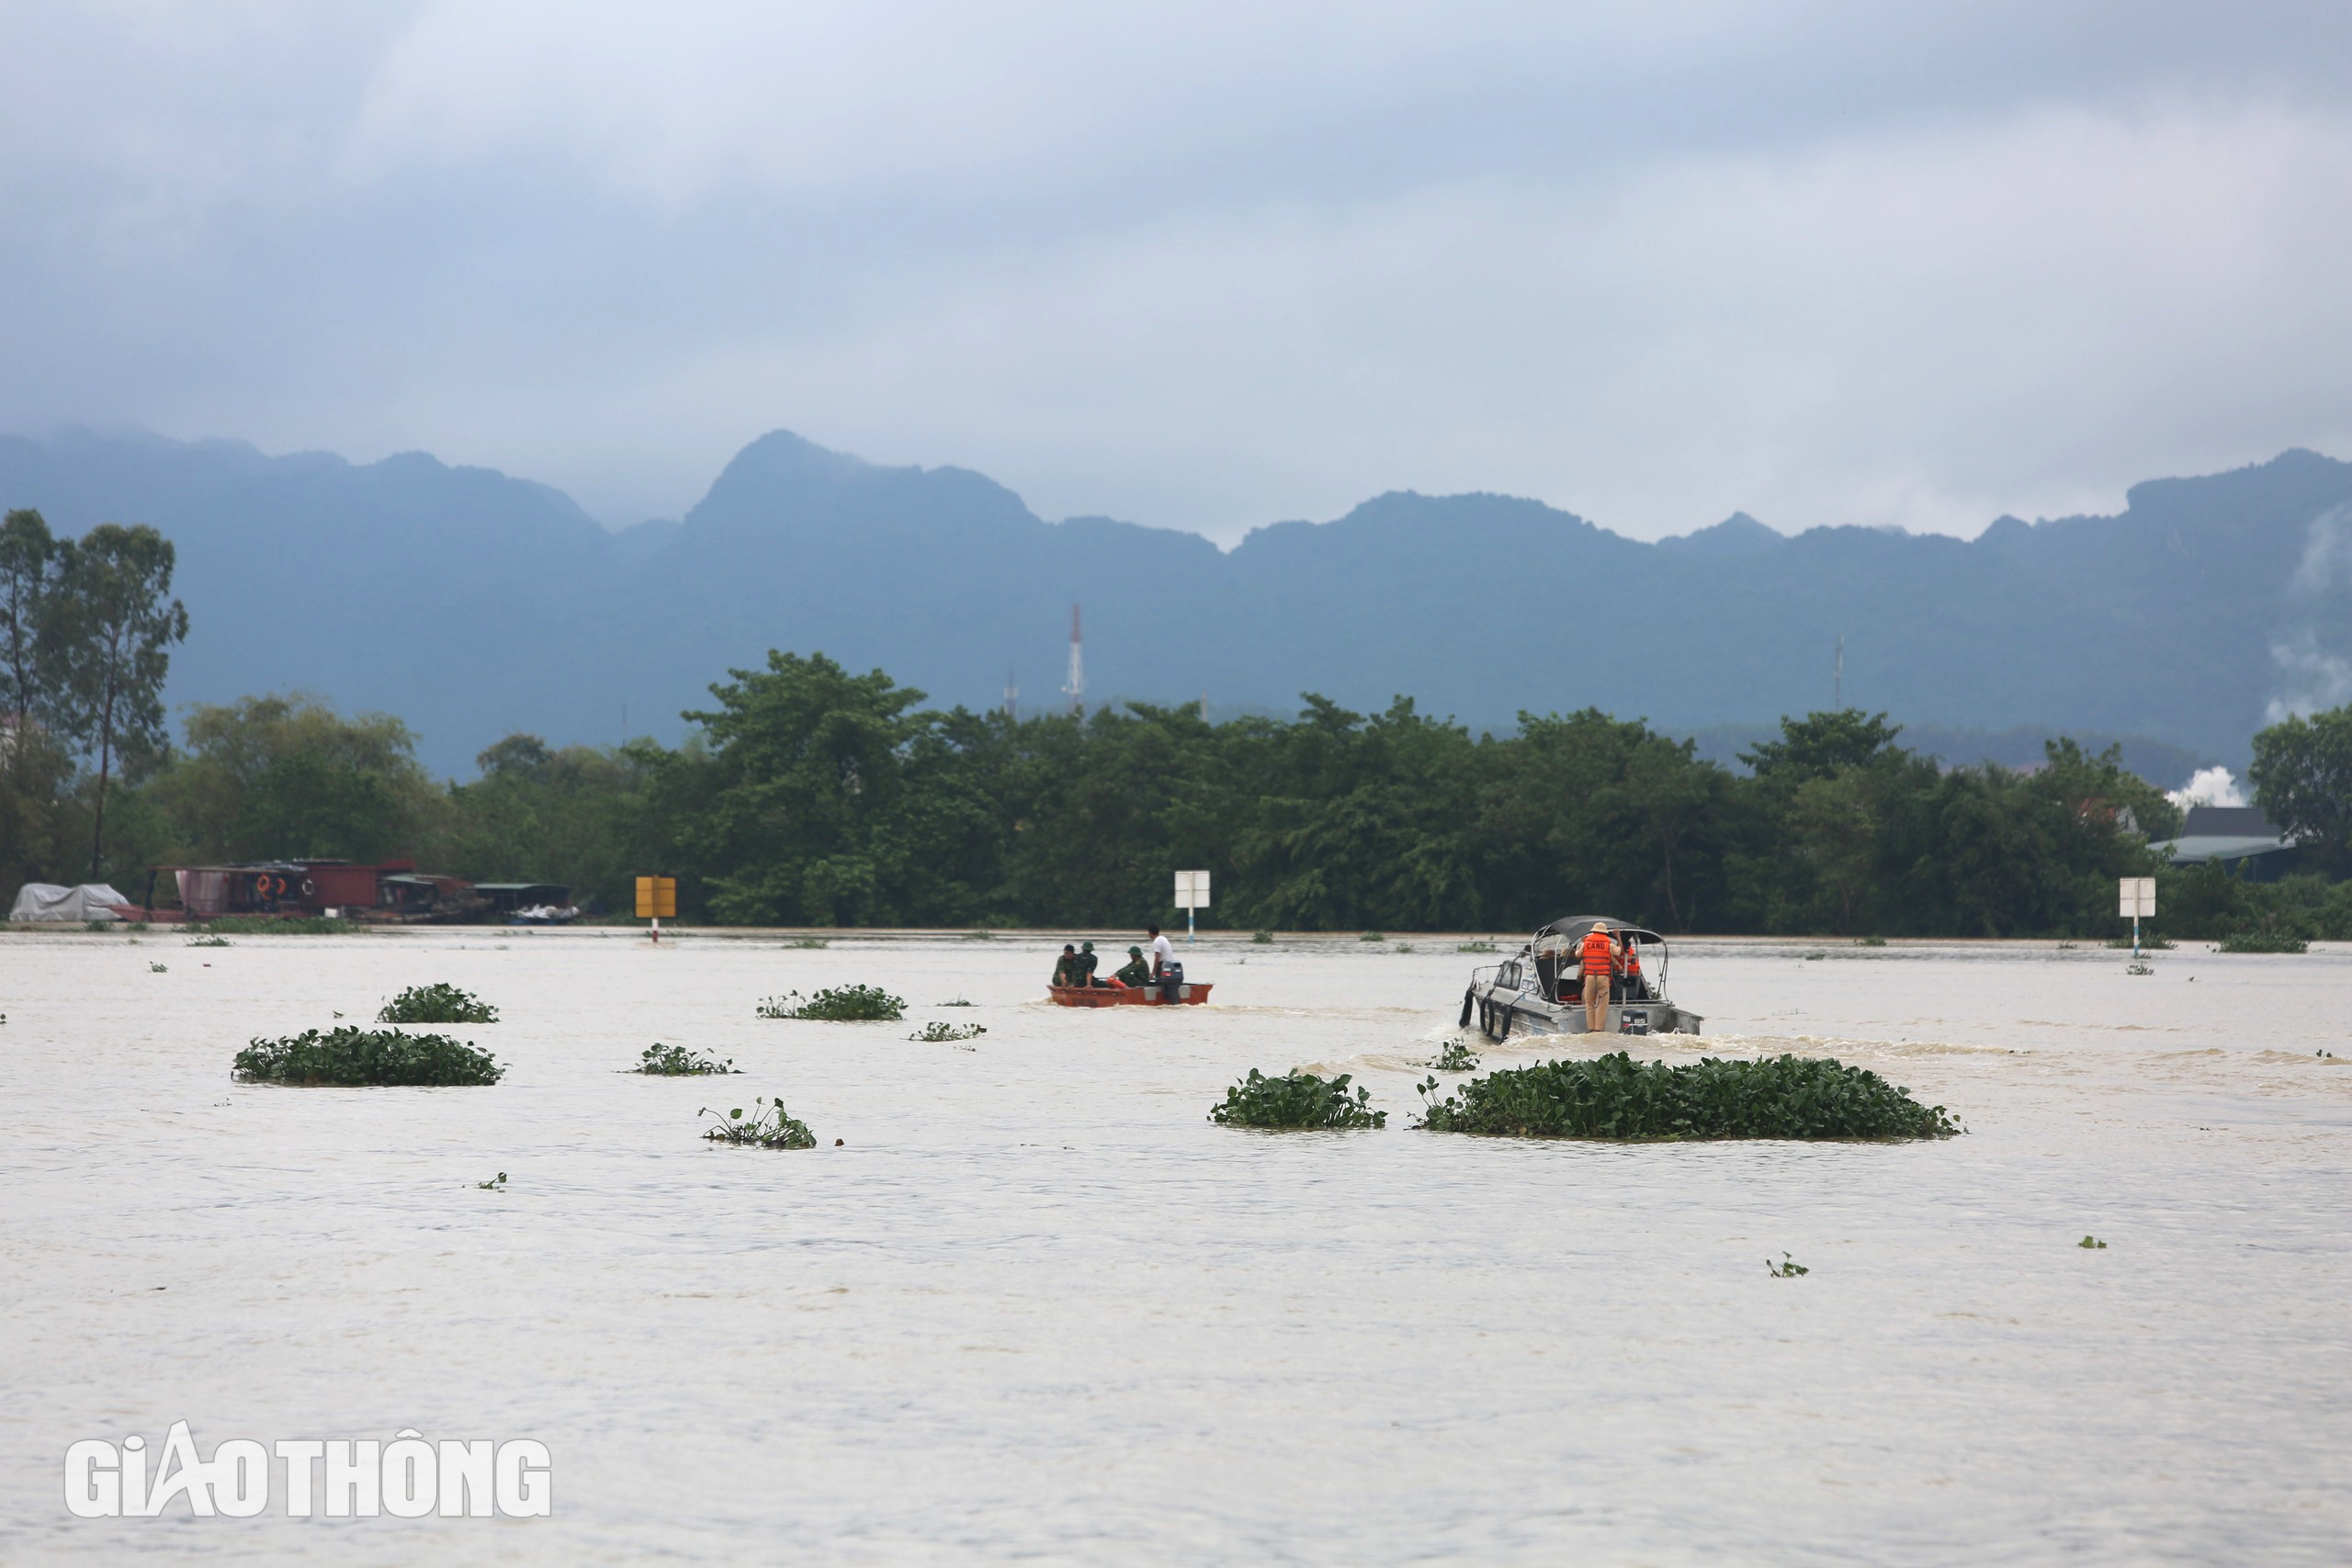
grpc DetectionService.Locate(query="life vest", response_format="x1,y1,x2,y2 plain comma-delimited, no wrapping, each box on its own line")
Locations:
1623,946,1643,976
1579,928,1617,976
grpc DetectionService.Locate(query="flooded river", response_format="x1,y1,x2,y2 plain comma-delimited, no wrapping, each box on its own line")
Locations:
4,929,2348,1564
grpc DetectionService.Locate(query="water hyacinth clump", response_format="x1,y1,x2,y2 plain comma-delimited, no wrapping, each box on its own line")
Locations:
701,1097,817,1148
379,983,500,1024
1416,1052,1961,1141
1430,1039,1480,1072
632,1043,737,1075
910,1021,986,1043
233,1027,503,1087
757,985,905,1021
1208,1069,1386,1130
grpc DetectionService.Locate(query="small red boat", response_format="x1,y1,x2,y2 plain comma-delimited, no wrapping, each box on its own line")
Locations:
1049,981,1214,1008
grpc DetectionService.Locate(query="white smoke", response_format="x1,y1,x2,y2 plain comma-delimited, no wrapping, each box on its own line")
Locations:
2266,630,2352,724
2167,765,2245,811
2264,504,2352,723
2290,502,2352,595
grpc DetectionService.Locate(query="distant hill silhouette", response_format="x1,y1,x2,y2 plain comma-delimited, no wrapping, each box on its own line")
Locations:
5,426,2346,780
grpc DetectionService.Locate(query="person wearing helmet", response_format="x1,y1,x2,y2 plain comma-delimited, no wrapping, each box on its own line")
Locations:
1076,940,1101,986
1113,945,1152,987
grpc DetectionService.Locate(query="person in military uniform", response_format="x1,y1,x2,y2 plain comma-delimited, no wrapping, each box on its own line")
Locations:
1112,945,1152,987
1051,944,1082,987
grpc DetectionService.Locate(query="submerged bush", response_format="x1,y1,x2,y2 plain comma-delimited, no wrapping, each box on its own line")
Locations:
757,985,905,1021
1416,1052,1960,1141
1208,1068,1386,1129
379,983,499,1024
910,1021,985,1043
234,1027,503,1086
632,1043,737,1075
190,917,368,936
2217,930,2309,953
701,1097,817,1148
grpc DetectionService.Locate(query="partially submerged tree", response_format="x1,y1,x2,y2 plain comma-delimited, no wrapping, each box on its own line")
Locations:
52,525,187,879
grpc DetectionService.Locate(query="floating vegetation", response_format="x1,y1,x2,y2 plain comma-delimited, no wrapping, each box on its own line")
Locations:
233,1027,503,1087
1856,935,1887,947
1457,941,1497,953
963,929,994,940
1430,1039,1481,1072
757,984,905,1021
2106,935,2175,950
2077,1235,2109,1249
1802,951,1827,961
1415,1052,1961,1141
631,1043,737,1076
186,935,232,948
1251,930,1275,944
786,937,830,949
937,996,974,1007
150,962,167,973
701,1097,817,1148
1768,1253,1810,1277
476,1171,508,1190
2057,942,2078,950
1395,942,1416,953
2218,931,2309,954
2126,962,2154,976
379,983,499,1024
1360,931,1385,942
910,1021,986,1043
1208,1068,1386,1130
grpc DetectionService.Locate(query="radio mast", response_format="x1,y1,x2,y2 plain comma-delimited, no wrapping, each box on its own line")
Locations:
1004,668,1018,723
1063,604,1084,716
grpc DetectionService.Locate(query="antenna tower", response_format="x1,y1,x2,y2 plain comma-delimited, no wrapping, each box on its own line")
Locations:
1063,604,1084,716
1834,635,1844,709
1004,668,1018,723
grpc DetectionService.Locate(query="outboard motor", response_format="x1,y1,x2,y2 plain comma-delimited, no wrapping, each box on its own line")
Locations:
1160,960,1183,1003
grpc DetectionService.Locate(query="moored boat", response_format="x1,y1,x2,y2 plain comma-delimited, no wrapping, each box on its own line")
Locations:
1461,916,1702,1038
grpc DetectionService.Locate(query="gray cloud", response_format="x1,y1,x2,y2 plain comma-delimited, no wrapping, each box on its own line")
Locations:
5,2,2352,539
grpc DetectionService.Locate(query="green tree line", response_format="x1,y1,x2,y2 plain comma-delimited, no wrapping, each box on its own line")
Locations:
41,643,2352,941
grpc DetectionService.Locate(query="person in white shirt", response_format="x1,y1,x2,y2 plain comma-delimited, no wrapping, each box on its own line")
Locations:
1146,924,1178,1001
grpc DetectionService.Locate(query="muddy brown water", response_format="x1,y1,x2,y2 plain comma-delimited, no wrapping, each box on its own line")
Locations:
4,930,2347,1563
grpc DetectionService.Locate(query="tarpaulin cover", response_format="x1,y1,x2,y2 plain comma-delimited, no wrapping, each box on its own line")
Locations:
9,883,130,922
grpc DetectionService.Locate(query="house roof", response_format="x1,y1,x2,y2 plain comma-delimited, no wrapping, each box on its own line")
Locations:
2150,834,2294,864
2180,806,2278,837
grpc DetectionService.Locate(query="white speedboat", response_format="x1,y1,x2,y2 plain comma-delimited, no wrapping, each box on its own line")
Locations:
1459,915,1703,1039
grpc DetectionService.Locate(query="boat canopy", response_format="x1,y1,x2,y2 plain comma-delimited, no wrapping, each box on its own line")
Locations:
1532,915,1661,950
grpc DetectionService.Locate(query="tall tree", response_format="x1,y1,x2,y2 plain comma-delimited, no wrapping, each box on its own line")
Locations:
2250,705,2352,879
54,525,188,879
0,508,64,723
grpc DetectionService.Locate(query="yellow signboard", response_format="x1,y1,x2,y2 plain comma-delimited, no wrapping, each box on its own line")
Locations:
634,876,676,919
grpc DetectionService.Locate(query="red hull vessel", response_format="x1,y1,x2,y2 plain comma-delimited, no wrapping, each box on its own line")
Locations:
1048,982,1214,1008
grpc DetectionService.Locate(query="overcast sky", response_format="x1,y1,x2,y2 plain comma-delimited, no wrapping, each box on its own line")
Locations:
5,2,2350,543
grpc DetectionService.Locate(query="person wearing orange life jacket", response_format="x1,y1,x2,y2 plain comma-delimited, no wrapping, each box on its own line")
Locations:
1619,938,1646,1002
1578,924,1619,1033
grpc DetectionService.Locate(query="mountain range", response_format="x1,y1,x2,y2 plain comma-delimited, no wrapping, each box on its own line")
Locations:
6,427,2348,781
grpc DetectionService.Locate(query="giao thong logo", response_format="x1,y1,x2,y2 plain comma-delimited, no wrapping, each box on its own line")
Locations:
64,1424,551,1518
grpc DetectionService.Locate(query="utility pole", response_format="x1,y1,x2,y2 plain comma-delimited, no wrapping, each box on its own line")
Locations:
1004,668,1018,723
1834,635,1844,710
1063,604,1084,716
